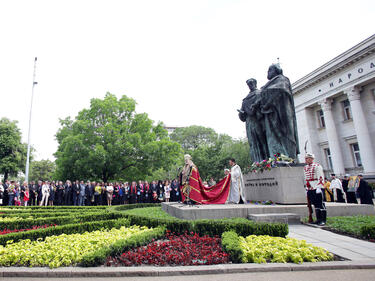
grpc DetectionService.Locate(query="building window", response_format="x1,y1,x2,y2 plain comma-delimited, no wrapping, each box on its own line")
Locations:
324,148,333,170
342,100,352,120
351,143,362,167
317,109,325,128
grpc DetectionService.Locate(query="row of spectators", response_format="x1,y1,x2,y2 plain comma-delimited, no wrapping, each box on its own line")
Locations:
0,179,182,206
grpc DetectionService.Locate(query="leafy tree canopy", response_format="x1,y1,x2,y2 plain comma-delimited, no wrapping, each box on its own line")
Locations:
170,125,218,151
54,93,182,182
170,125,251,181
29,159,56,182
0,118,28,181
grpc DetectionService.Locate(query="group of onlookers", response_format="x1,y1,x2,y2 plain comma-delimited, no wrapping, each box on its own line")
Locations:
0,179,182,207
323,173,374,205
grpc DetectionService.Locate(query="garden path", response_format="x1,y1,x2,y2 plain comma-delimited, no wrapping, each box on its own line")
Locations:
288,224,375,261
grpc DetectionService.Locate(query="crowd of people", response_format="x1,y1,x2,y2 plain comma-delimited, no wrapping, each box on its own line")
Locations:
0,179,182,207
322,173,374,205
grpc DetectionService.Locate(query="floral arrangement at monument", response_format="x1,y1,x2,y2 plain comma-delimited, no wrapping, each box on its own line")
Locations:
250,153,294,173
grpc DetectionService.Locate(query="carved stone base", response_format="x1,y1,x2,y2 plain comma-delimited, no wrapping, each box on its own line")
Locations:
243,166,306,204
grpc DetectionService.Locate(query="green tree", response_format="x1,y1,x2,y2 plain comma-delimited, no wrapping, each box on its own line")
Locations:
170,125,251,181
0,118,28,181
54,93,182,182
29,159,56,182
170,125,218,151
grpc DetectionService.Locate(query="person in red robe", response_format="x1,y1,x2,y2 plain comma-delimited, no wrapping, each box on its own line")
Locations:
179,154,231,204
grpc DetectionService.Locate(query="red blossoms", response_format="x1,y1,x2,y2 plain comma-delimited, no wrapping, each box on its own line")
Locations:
0,224,56,235
106,231,229,266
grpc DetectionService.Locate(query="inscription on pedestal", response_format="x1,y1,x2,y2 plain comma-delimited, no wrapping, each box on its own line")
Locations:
243,167,306,204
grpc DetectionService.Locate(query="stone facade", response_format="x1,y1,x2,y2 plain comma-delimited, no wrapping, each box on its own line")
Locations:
292,34,375,177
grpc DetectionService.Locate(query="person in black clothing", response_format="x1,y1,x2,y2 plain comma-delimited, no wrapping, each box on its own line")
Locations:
55,181,65,205
157,180,164,202
357,174,374,205
28,181,37,206
150,181,158,203
136,181,143,204
72,180,80,206
64,180,72,205
85,181,92,206
143,181,151,203
129,181,137,204
37,181,43,205
170,179,181,202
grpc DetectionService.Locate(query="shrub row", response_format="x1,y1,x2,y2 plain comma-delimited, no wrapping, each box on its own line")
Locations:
361,223,375,240
0,218,130,245
221,231,243,263
0,211,124,231
1,210,107,219
113,207,288,237
80,226,166,267
0,206,107,210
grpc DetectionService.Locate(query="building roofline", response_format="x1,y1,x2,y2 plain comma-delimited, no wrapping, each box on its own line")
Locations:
292,34,375,94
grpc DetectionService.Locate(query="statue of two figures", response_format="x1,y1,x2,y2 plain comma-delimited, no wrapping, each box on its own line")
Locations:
239,64,300,163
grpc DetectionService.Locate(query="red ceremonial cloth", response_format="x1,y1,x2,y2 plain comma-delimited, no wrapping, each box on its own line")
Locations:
181,166,231,204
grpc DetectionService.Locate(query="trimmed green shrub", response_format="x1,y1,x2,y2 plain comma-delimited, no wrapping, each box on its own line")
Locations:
0,218,130,245
221,231,243,263
361,223,375,240
0,211,124,231
80,226,166,267
1,210,107,219
115,207,288,237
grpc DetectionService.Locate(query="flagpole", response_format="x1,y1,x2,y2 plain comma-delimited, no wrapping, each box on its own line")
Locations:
25,57,38,183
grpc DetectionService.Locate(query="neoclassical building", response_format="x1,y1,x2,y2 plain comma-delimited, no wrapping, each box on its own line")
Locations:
292,34,375,177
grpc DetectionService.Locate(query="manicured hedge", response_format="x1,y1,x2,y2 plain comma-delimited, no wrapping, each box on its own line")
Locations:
0,206,107,210
0,218,130,245
80,226,166,267
193,218,288,237
361,223,375,240
221,231,243,263
0,211,125,231
1,210,107,219
113,206,288,237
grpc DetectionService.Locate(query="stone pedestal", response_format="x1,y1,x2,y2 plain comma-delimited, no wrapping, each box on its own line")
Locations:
243,166,306,204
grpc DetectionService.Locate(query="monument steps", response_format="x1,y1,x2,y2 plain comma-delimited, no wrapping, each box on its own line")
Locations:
248,213,301,224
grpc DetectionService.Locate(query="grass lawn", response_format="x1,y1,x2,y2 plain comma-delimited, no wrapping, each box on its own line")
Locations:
325,215,375,236
123,206,176,219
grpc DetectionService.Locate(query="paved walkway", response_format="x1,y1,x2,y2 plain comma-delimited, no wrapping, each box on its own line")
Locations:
288,224,375,261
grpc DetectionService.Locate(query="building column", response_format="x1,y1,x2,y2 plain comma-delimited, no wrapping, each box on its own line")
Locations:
319,99,346,175
346,86,375,175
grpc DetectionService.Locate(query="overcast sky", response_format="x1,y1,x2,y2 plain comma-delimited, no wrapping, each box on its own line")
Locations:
0,0,374,161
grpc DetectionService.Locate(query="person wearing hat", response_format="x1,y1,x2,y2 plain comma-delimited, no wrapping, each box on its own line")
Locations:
357,174,374,205
304,153,327,226
330,174,346,203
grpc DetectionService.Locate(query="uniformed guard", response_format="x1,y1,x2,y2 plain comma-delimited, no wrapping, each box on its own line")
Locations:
304,153,327,226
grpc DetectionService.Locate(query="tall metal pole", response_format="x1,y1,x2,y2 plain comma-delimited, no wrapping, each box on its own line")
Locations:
25,57,38,183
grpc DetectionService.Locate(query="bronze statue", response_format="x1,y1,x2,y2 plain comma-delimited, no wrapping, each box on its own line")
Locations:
239,64,299,162
239,78,269,162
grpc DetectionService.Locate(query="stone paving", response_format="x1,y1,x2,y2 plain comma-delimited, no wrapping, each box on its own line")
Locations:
288,224,375,261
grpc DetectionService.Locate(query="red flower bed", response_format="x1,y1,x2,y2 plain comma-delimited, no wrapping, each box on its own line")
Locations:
106,231,229,266
0,224,56,235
